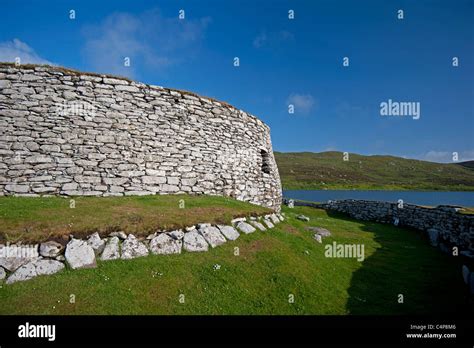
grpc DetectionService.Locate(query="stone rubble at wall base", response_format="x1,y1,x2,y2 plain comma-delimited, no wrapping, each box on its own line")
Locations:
0,213,284,285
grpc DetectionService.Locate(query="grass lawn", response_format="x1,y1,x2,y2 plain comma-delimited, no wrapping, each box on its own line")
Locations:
0,199,468,315
0,195,271,243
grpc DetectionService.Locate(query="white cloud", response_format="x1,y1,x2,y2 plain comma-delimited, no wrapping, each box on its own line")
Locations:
419,150,474,163
82,9,211,78
287,93,316,114
253,30,294,48
0,39,52,65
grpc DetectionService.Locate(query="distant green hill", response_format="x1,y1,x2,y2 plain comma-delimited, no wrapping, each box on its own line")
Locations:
274,151,474,191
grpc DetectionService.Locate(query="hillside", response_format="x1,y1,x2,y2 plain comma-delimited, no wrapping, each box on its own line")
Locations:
274,151,474,191
457,160,474,169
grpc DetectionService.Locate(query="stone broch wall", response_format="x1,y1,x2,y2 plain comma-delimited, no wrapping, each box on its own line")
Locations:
0,63,282,210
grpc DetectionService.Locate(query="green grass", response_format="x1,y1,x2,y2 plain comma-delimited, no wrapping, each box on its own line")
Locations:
0,204,467,315
275,151,474,191
0,195,271,243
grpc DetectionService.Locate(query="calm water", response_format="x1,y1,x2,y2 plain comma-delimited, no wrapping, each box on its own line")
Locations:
283,190,474,207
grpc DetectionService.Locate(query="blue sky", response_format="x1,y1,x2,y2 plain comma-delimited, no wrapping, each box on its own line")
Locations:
1,0,473,162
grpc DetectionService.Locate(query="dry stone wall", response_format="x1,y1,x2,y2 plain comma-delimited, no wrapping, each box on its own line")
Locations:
290,199,474,254
0,63,282,210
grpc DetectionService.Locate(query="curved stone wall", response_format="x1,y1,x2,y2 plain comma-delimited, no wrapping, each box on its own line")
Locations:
290,199,474,254
0,63,282,210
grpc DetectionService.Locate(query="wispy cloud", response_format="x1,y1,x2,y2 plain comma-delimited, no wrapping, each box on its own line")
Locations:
253,30,294,48
419,150,474,163
0,39,52,65
287,93,316,115
82,9,211,78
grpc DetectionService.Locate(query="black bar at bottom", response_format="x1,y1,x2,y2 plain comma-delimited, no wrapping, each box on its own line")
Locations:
0,315,472,346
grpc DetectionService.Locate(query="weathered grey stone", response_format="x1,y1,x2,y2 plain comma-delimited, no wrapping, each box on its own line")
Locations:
32,186,56,194
236,221,256,234
142,176,166,184
249,221,266,231
198,226,226,248
109,231,127,240
63,91,77,100
0,80,11,88
116,85,140,92
297,215,310,222
306,226,332,237
0,266,6,280
161,184,179,192
40,144,60,152
62,183,78,191
21,74,41,81
183,230,209,252
313,234,322,243
196,223,211,229
65,238,97,269
0,244,39,272
5,184,30,193
39,241,64,258
103,77,128,85
149,234,182,255
269,214,280,224
100,237,120,261
6,259,64,284
6,262,36,284
24,155,51,164
168,230,185,240
87,232,106,255
217,225,240,241
96,135,115,143
121,234,149,259
263,219,274,229
25,141,39,151
34,259,65,276
231,217,246,225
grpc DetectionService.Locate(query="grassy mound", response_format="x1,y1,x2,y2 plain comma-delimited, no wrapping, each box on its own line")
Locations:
0,203,467,315
0,195,271,243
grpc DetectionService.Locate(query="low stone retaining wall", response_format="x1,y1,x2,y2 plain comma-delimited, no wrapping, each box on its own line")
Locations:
288,199,474,255
0,213,285,284
287,198,474,295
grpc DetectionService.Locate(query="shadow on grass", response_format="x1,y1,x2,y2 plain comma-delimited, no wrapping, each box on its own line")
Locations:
324,210,470,315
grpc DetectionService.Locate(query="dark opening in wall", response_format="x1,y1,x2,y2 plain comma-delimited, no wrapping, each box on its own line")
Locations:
261,149,271,174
